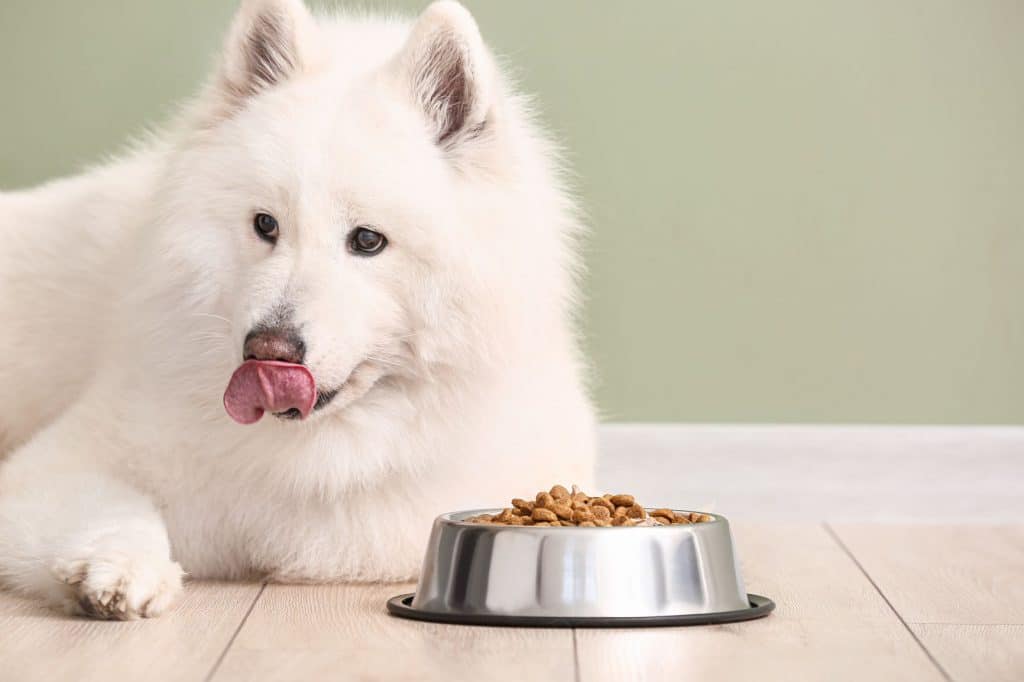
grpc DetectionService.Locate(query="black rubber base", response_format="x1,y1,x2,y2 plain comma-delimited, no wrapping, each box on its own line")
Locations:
386,593,774,628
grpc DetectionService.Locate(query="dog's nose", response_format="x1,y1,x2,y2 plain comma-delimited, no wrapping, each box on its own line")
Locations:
243,328,306,364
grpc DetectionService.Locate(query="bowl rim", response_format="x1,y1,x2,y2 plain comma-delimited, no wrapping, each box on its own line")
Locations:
440,507,723,529
389,592,774,628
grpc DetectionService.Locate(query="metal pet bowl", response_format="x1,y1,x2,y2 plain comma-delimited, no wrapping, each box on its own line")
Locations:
387,509,774,627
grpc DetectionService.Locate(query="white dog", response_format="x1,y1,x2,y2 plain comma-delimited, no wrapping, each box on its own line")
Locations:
0,0,594,619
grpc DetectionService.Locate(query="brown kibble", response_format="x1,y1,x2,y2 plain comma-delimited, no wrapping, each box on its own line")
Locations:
551,503,573,520
550,484,570,500
494,508,516,523
626,503,647,519
532,507,558,522
572,508,595,523
464,485,710,529
512,498,533,513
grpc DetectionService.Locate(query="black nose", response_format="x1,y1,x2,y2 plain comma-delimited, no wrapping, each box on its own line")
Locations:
243,328,306,364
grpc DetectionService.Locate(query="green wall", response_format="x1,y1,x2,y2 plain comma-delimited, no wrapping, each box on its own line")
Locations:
2,1,1022,423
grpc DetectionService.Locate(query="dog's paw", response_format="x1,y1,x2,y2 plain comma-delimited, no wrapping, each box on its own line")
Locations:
53,553,184,620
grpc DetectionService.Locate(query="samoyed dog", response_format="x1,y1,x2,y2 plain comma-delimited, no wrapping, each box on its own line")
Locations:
0,0,594,619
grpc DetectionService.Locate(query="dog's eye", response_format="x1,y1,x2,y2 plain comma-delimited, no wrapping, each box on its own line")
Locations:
348,227,387,256
254,213,279,243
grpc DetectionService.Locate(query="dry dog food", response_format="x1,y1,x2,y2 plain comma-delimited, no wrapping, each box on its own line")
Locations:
466,485,713,527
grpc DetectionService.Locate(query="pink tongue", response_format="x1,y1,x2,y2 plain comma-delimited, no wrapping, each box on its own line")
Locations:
223,360,317,425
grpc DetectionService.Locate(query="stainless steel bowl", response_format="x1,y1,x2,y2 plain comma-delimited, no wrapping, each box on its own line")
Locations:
387,509,773,627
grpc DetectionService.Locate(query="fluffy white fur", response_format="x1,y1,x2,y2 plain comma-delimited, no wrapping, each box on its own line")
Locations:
0,0,594,619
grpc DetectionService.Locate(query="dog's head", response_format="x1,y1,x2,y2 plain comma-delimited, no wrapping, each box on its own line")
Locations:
156,0,555,424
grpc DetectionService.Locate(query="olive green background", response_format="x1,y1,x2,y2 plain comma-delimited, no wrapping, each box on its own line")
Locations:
1,1,1021,423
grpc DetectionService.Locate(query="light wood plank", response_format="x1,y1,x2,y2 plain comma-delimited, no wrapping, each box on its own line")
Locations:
831,524,1024,624
211,582,575,682
911,624,1024,682
0,581,261,682
575,523,945,682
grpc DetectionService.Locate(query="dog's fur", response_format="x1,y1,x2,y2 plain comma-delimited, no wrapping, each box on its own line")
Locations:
0,0,594,619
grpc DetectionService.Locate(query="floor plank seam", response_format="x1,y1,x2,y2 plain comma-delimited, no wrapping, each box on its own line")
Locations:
909,621,1023,627
823,523,955,682
203,581,267,682
571,628,581,682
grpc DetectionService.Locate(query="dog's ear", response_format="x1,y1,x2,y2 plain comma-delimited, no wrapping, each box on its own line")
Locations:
218,0,315,102
398,1,495,151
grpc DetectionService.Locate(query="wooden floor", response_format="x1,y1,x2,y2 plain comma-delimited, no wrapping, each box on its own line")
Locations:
2,426,1022,681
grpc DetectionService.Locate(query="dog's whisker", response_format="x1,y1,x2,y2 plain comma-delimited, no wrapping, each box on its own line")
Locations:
190,312,234,329
188,329,230,339
365,357,405,372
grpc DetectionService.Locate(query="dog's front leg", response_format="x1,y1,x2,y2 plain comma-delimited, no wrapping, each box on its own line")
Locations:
0,407,183,619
